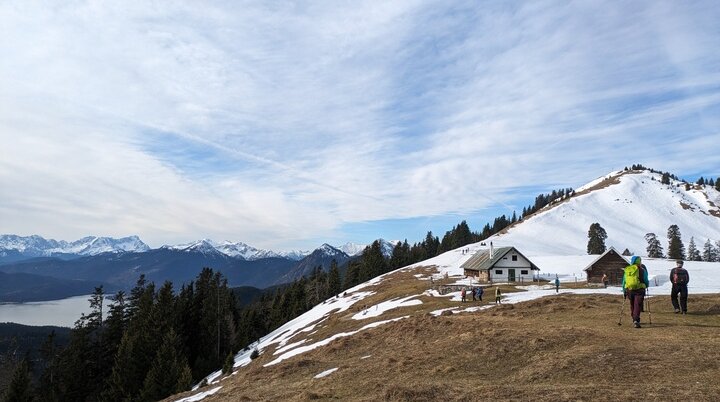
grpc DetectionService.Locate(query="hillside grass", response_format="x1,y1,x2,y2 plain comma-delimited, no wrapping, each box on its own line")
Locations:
168,266,720,402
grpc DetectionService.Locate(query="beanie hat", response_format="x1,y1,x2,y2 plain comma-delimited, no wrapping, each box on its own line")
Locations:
630,256,641,265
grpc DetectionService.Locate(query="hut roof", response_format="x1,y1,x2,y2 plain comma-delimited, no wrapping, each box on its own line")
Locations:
461,246,540,271
582,247,629,272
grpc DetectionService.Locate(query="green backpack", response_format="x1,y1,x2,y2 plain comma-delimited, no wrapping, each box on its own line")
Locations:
624,264,645,290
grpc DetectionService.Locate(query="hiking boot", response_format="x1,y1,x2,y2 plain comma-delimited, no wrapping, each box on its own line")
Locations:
682,311,687,315
674,309,681,314
633,321,641,328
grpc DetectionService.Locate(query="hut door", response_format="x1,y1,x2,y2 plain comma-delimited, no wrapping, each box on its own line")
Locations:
508,269,516,282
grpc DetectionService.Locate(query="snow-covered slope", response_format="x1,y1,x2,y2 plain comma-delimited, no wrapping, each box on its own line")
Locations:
179,169,720,401
489,170,720,256
0,234,150,257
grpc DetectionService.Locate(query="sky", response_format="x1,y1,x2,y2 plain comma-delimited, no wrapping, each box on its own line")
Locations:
1,1,719,251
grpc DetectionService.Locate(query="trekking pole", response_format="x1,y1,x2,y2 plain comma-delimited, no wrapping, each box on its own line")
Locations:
646,289,652,325
618,293,627,326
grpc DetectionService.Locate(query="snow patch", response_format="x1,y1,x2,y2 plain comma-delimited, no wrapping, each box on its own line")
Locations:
177,386,222,402
314,368,338,379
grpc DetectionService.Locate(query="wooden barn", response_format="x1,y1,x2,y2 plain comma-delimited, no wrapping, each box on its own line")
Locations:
461,246,539,283
583,247,629,285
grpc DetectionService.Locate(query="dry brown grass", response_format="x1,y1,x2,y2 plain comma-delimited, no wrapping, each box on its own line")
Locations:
168,267,720,402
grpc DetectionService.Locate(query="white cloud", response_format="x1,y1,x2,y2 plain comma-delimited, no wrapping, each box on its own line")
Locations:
1,1,718,249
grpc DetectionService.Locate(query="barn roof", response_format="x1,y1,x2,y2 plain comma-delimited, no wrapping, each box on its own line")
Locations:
582,247,629,272
461,246,540,271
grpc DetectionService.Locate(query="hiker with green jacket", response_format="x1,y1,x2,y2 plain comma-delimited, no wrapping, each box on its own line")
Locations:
622,256,650,328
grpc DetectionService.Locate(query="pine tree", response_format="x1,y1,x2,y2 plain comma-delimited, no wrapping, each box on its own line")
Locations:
687,237,701,261
139,329,193,401
101,280,157,401
667,224,685,260
101,291,127,384
358,240,387,282
222,351,234,376
587,223,608,254
716,178,720,191
3,358,32,402
661,172,671,185
36,331,61,401
327,259,341,297
343,261,360,289
645,233,664,258
424,231,439,258
389,240,411,270
702,239,717,262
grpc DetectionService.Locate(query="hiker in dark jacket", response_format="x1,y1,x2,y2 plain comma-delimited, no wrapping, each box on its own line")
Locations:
554,277,560,293
478,287,484,301
495,287,502,304
670,260,690,314
622,256,650,328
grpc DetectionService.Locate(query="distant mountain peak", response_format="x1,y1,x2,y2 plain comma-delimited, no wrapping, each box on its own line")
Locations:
0,234,150,258
488,169,720,256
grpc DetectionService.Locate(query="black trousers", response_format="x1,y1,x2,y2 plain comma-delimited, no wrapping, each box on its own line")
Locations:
671,284,688,312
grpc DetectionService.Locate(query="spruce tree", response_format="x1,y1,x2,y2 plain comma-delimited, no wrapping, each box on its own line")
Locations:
586,223,608,254
702,239,717,262
661,172,670,185
667,224,685,260
389,240,411,270
645,233,664,258
3,358,32,402
327,259,341,297
424,231,439,258
343,261,360,290
358,240,387,282
716,177,720,191
36,331,61,401
687,237,701,261
139,329,193,401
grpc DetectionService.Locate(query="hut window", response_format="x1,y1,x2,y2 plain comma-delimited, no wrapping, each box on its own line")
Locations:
521,270,529,275
512,255,518,261
495,270,503,274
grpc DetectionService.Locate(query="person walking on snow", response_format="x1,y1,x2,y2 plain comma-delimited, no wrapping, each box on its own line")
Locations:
622,256,650,328
602,273,609,288
495,287,502,304
477,287,484,302
554,277,560,293
461,288,466,302
670,260,690,314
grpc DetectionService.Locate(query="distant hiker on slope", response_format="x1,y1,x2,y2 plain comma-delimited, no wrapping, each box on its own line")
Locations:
670,260,690,314
477,287,484,302
495,287,502,304
554,277,560,293
461,288,467,302
622,256,650,328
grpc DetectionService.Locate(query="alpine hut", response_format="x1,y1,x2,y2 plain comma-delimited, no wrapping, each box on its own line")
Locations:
461,245,539,283
583,247,629,285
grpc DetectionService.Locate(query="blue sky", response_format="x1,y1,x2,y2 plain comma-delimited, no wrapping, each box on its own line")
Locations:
1,1,719,251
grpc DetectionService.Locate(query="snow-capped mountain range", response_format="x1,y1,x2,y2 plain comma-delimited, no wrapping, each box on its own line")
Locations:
0,234,150,258
163,239,309,261
0,235,394,264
